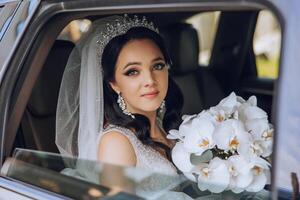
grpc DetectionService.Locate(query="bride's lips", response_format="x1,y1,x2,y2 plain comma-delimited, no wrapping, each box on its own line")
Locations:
141,91,159,99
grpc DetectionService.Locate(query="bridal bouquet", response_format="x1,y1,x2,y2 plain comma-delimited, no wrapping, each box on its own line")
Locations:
167,92,273,193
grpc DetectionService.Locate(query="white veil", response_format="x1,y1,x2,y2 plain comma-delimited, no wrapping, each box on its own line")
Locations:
55,16,122,160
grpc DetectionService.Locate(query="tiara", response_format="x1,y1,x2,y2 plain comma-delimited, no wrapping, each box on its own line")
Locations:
97,14,159,56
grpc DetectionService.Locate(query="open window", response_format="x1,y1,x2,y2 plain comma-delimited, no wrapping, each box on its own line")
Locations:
0,0,287,199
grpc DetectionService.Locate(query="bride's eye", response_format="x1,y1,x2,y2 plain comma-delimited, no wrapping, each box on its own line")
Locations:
153,62,166,70
124,68,139,76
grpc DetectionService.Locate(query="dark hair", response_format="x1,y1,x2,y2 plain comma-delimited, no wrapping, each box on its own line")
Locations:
102,26,183,159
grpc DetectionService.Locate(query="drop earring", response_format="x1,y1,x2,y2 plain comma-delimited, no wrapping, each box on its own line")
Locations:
159,100,166,114
117,92,135,119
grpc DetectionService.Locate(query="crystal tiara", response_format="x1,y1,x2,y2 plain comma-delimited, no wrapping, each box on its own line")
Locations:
97,14,159,56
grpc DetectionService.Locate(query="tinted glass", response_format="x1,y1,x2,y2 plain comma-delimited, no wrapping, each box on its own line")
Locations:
1,149,272,199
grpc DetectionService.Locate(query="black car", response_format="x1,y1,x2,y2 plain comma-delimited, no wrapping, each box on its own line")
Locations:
0,0,298,199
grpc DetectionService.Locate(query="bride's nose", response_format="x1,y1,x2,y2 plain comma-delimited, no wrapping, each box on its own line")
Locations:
143,70,156,87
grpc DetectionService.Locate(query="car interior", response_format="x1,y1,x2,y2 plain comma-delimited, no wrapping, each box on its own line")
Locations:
10,10,278,156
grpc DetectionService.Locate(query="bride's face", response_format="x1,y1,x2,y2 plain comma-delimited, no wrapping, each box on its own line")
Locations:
110,39,168,115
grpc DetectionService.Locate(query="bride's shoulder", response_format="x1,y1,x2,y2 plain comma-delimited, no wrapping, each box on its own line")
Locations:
99,130,134,151
98,126,137,166
103,124,138,139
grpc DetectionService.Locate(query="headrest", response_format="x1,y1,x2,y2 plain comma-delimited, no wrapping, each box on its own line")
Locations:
161,23,199,74
28,40,74,117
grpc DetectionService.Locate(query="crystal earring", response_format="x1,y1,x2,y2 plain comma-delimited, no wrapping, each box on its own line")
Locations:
117,92,135,119
159,100,166,114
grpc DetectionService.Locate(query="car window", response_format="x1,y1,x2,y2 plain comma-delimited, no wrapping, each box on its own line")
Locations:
186,11,220,66
253,10,281,79
1,148,272,199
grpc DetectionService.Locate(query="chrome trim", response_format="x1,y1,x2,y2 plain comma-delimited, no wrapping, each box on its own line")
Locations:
0,177,70,200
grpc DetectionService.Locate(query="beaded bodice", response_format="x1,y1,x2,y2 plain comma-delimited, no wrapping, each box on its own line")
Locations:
102,124,178,175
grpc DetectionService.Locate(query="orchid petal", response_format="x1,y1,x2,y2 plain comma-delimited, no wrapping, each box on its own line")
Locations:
227,155,253,191
243,106,268,121
172,142,194,172
213,121,235,151
247,95,257,106
167,129,184,140
183,118,215,154
246,172,267,192
197,158,230,193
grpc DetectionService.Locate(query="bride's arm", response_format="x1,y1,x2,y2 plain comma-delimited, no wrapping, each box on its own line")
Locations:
97,131,137,166
97,131,136,194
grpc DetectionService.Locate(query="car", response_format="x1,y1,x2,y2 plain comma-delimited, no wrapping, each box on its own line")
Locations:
0,0,299,199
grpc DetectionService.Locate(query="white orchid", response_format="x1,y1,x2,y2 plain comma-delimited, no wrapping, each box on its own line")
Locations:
238,100,268,122
245,119,269,139
244,119,273,157
208,106,227,124
237,139,271,160
241,138,272,159
246,157,271,192
215,92,241,117
227,155,253,193
213,119,252,154
196,157,230,193
171,142,194,173
183,117,215,155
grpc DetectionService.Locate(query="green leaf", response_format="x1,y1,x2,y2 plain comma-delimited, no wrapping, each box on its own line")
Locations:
190,150,213,164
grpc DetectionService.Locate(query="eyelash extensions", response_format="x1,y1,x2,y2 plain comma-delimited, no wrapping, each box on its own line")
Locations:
124,62,166,76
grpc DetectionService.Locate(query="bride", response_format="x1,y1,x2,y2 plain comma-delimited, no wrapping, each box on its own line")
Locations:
55,15,196,199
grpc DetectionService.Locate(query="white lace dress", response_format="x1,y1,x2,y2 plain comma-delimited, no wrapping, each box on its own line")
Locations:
102,124,178,175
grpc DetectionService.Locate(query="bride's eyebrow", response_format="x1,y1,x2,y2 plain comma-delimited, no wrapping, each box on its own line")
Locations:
123,62,141,70
151,57,165,62
122,57,165,70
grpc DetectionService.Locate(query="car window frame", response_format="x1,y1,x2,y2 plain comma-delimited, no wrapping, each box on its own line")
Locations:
0,0,288,199
0,0,40,164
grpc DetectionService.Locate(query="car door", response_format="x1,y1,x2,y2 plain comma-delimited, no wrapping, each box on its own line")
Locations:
0,1,64,199
0,0,298,199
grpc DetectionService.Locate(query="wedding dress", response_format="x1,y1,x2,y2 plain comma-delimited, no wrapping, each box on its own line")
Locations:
102,124,178,175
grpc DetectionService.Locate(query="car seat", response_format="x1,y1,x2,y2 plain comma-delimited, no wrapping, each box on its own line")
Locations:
160,23,224,114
